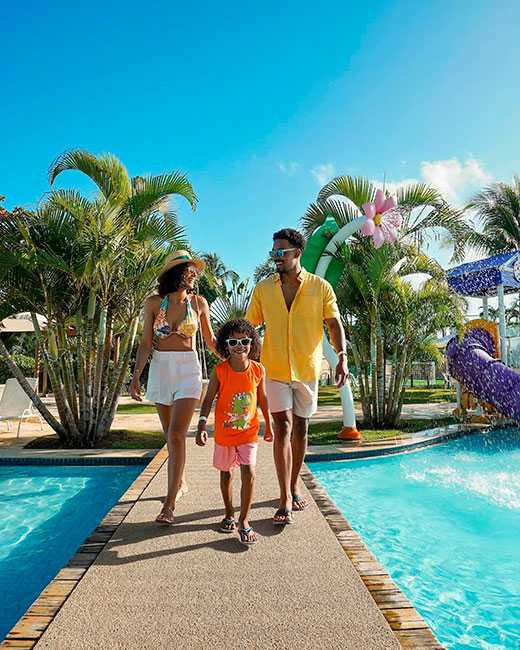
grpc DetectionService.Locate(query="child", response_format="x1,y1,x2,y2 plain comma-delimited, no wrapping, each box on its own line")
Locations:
195,318,273,545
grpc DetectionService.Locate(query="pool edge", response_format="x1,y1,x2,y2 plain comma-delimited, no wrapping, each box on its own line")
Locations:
306,424,488,462
300,463,445,649
0,447,169,649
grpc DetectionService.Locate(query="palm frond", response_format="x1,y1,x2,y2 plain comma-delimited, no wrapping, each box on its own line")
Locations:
467,179,520,255
301,198,361,237
49,150,132,199
128,172,197,216
317,176,374,208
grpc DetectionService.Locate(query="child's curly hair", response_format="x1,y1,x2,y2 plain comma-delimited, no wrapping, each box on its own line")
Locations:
216,319,261,360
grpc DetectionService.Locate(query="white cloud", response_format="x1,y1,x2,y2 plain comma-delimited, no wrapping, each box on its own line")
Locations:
311,163,336,186
370,177,419,195
420,158,492,205
367,158,492,207
276,161,300,176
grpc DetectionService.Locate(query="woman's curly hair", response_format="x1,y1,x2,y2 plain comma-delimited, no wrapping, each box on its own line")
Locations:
216,319,261,360
157,262,190,296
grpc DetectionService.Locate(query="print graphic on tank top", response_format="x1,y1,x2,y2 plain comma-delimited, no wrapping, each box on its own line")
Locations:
224,392,253,430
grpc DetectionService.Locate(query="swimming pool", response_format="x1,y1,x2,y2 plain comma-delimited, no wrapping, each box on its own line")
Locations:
309,429,520,649
0,463,142,640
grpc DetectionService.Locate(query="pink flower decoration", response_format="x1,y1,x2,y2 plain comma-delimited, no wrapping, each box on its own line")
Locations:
361,189,402,248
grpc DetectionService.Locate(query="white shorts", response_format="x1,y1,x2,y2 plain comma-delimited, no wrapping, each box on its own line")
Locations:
145,350,202,405
266,378,318,418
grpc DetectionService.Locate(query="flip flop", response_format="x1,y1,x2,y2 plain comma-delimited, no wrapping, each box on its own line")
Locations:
219,517,236,533
273,508,294,525
238,527,257,545
292,495,307,511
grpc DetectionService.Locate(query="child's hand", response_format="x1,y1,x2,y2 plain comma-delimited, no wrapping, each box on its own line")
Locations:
264,427,273,443
195,426,208,447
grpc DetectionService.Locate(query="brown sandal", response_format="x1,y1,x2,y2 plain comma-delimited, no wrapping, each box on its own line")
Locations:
155,505,175,525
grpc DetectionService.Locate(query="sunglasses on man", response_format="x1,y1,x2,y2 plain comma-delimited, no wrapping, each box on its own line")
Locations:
226,338,252,347
268,248,298,259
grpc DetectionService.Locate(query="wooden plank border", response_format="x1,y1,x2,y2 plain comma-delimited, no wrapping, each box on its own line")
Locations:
300,464,445,649
0,447,169,649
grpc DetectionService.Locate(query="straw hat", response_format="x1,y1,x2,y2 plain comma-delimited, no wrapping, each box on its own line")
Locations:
158,250,205,278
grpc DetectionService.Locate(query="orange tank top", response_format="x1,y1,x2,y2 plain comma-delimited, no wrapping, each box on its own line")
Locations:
214,360,264,446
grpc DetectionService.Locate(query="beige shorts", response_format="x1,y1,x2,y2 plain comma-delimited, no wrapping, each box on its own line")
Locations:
266,378,318,419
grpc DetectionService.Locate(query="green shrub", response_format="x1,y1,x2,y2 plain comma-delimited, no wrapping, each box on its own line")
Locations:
0,352,35,384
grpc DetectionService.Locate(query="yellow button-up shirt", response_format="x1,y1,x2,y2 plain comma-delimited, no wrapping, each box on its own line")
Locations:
245,269,340,383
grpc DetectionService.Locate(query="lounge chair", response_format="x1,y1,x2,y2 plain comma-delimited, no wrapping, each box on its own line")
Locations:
0,377,43,438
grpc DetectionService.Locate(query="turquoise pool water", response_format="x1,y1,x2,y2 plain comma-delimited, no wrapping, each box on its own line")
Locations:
309,429,520,649
0,464,142,640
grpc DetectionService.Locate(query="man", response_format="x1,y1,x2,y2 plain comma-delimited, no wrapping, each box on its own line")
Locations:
246,228,348,524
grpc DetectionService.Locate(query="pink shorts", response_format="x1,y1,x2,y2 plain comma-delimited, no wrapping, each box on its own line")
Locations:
213,442,258,472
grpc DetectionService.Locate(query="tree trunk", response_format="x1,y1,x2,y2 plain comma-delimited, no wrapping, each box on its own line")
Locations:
385,343,398,420
76,312,87,436
0,338,66,436
350,338,370,421
375,315,385,425
92,306,108,424
96,318,138,441
57,323,79,424
32,315,80,443
389,346,409,425
84,288,97,439
97,311,114,423
370,319,378,427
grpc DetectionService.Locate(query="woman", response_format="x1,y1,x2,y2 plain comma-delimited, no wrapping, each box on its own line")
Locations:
130,250,217,524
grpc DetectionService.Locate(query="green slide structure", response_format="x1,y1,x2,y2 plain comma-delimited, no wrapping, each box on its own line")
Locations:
301,215,364,440
301,216,344,289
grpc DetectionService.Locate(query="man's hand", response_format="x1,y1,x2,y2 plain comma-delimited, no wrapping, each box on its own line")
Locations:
195,424,208,446
129,376,142,402
335,356,348,388
264,423,273,443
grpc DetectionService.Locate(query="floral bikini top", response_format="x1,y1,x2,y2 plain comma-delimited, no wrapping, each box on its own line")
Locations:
153,295,199,340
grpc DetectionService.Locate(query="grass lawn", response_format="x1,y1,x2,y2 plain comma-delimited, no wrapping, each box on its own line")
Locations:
116,402,158,414
317,385,455,407
308,416,458,445
25,429,164,450
115,386,456,415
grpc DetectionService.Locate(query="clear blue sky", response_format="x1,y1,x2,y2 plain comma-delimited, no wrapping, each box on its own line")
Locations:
2,1,520,279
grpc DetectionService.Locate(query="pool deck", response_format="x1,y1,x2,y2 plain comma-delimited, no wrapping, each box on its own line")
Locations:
3,440,412,650
0,397,452,648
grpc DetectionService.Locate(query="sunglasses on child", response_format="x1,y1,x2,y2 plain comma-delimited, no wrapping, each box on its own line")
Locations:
268,248,298,259
226,337,252,347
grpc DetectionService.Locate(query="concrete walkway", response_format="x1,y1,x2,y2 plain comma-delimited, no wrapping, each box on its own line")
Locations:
35,441,399,649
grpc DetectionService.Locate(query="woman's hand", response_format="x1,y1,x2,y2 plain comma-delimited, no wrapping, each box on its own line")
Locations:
130,376,142,402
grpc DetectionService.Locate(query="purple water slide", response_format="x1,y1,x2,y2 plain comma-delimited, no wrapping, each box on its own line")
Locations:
446,328,520,422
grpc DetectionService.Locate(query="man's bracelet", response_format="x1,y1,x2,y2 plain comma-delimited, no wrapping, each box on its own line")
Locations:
337,351,347,357
198,416,208,423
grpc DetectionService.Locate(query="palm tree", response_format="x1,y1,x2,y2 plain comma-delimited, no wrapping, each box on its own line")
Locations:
253,259,275,283
467,177,520,254
0,150,196,447
300,174,468,426
334,242,464,426
210,278,252,330
302,175,471,262
198,252,239,304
